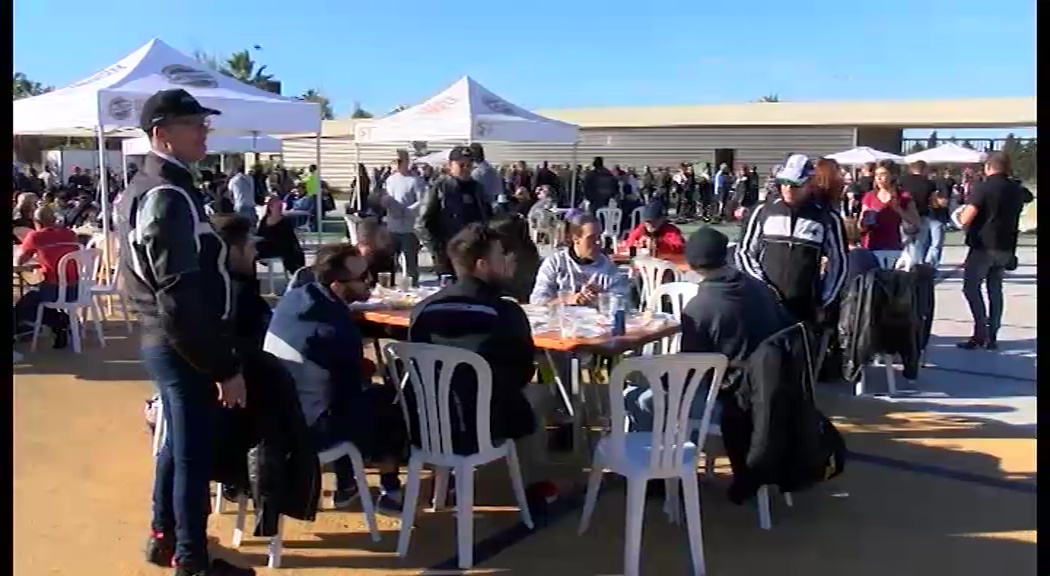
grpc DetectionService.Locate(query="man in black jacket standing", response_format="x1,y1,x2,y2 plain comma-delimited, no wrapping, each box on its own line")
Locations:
116,89,254,576
955,153,1034,350
415,146,491,280
736,154,849,325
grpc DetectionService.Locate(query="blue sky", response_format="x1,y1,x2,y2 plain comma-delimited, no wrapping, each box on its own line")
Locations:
14,0,1035,138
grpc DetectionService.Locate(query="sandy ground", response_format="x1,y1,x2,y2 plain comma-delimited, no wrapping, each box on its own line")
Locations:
14,320,1035,576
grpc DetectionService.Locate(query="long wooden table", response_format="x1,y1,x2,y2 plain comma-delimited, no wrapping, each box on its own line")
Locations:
360,308,680,354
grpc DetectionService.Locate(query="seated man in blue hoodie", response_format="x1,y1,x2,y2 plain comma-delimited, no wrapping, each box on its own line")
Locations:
624,227,793,441
263,243,406,514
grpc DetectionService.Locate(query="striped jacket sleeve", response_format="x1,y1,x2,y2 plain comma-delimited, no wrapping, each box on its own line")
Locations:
736,203,768,283
819,210,849,306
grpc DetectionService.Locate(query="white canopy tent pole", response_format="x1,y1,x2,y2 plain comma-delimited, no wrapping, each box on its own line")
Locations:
569,141,579,207
315,130,323,246
96,125,112,284
122,150,129,188
354,143,362,211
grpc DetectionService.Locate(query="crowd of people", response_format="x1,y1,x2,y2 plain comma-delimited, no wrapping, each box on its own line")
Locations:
11,86,1034,576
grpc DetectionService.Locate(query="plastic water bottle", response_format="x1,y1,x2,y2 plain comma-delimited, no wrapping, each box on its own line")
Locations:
610,294,627,337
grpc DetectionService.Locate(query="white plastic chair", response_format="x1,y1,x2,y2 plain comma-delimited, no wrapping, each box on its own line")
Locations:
257,257,284,296
88,243,132,334
383,341,534,570
626,206,645,238
231,442,381,568
343,215,361,245
596,207,623,247
30,248,105,353
578,354,729,576
634,257,683,311
643,282,699,355
857,250,914,396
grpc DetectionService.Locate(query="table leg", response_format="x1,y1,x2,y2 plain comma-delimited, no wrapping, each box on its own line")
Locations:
542,349,575,418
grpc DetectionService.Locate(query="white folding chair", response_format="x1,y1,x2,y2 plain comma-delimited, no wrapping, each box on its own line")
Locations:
257,257,285,296
596,207,624,248
634,257,683,311
383,342,534,570
230,442,381,568
578,354,728,576
30,248,105,353
643,282,699,355
343,215,361,245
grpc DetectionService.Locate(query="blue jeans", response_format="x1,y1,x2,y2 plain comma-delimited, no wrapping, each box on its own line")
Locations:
908,217,946,269
14,284,78,333
143,344,220,568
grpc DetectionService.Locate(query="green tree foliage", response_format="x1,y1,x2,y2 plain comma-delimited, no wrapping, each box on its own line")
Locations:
908,142,926,154
193,47,281,93
926,131,938,149
13,72,53,99
756,94,780,102
1002,133,1037,183
298,89,335,120
350,101,374,118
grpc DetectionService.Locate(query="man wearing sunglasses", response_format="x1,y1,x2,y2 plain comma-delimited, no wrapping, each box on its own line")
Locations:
116,89,254,576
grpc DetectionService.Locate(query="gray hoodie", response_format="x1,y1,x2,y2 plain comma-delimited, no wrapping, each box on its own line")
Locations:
471,161,504,205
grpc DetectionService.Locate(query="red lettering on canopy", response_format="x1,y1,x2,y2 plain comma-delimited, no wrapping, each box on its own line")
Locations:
418,96,458,115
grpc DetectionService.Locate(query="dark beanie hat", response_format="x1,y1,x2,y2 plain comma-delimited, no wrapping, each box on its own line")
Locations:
685,226,729,270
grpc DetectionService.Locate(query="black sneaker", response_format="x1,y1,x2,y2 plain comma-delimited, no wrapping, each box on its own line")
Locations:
956,337,988,350
52,329,69,350
144,530,175,568
333,484,361,509
376,489,404,516
174,558,256,576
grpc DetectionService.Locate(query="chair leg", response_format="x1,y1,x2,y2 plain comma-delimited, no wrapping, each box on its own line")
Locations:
703,453,716,479
91,302,106,348
884,355,897,396
232,495,248,547
118,294,132,333
623,478,647,576
577,458,605,535
757,485,772,530
663,478,682,525
396,455,424,558
214,484,226,514
267,515,284,569
346,446,381,542
505,443,534,529
454,464,476,570
30,305,45,352
69,309,83,354
783,492,794,507
432,467,450,511
680,472,707,575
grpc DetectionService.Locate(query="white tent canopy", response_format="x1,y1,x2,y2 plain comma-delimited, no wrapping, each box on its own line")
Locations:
354,76,579,144
121,134,282,156
412,150,451,167
825,146,903,165
13,38,321,136
904,142,987,164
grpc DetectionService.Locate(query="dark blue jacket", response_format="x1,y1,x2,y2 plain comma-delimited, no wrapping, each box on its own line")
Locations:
263,283,368,435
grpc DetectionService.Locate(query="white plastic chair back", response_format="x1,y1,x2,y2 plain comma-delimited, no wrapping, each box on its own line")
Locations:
55,248,101,305
606,354,728,473
627,206,645,234
872,249,911,271
596,207,623,239
726,241,738,267
343,215,360,244
383,341,495,457
645,282,699,355
634,257,682,310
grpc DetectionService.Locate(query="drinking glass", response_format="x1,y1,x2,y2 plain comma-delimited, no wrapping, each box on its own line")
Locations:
377,272,393,288
597,292,613,315
557,289,575,306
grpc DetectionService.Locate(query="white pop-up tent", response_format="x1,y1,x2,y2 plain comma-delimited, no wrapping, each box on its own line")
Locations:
354,76,579,144
353,76,581,205
904,142,988,164
13,38,326,251
825,146,903,165
121,133,282,156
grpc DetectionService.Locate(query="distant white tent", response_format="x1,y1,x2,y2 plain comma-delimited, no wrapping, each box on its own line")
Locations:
904,142,987,164
412,150,450,167
13,38,321,136
825,146,903,165
354,76,579,144
121,134,282,156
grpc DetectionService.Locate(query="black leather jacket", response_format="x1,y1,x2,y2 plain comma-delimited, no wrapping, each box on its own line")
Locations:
115,153,239,381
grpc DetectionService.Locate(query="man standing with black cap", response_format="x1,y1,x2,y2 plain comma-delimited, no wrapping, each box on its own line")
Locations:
415,145,492,280
117,89,254,576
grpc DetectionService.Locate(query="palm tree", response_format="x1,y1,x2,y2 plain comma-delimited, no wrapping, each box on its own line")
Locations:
299,89,335,120
756,93,780,103
225,49,275,91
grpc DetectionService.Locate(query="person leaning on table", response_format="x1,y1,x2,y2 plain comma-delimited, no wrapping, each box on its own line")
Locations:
115,88,254,576
528,213,630,306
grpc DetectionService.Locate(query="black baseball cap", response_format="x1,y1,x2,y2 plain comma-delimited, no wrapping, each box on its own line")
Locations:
139,89,221,133
448,146,474,163
685,226,729,270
